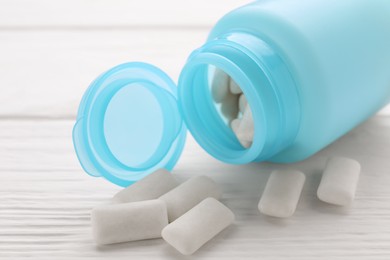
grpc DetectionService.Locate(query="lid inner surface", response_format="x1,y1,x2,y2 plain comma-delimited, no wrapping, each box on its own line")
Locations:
104,82,164,168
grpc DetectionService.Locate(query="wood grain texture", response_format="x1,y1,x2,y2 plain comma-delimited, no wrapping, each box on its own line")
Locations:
0,116,389,259
0,0,252,118
0,29,205,118
0,0,252,27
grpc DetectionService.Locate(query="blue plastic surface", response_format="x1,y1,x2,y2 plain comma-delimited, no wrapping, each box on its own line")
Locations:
178,0,390,164
178,32,300,164
73,63,186,187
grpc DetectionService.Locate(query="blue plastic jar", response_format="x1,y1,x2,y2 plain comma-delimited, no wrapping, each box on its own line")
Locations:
73,0,390,186
179,0,390,164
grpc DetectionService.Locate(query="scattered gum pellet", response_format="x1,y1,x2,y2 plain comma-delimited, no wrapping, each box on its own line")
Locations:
162,198,235,255
317,157,361,206
112,169,179,203
159,176,222,222
91,200,168,245
258,170,306,218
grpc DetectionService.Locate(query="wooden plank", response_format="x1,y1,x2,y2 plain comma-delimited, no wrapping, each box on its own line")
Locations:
0,117,390,258
0,29,206,118
0,0,252,27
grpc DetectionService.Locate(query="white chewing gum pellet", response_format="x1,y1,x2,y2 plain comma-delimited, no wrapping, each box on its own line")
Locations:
229,78,242,94
317,157,361,206
220,93,239,122
159,176,222,222
230,118,252,148
230,118,241,131
91,199,168,245
162,198,235,255
258,170,306,218
236,105,254,143
112,168,178,203
238,94,247,113
211,68,230,103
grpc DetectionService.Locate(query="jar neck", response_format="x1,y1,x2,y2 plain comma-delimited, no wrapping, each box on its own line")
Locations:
178,31,301,164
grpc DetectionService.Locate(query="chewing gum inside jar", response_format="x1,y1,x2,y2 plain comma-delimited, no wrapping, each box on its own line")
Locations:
209,66,254,148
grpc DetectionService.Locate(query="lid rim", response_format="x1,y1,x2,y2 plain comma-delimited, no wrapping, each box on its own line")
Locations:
73,62,186,187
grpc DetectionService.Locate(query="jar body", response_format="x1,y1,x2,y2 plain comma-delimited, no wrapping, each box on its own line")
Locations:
199,0,390,162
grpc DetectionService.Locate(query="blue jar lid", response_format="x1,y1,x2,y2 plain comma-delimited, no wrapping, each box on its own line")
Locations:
72,62,187,187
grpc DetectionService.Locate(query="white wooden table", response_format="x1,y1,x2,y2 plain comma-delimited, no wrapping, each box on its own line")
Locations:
1,1,390,259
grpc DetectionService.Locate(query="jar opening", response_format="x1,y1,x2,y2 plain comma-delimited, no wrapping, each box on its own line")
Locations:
178,32,300,164
178,52,267,164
